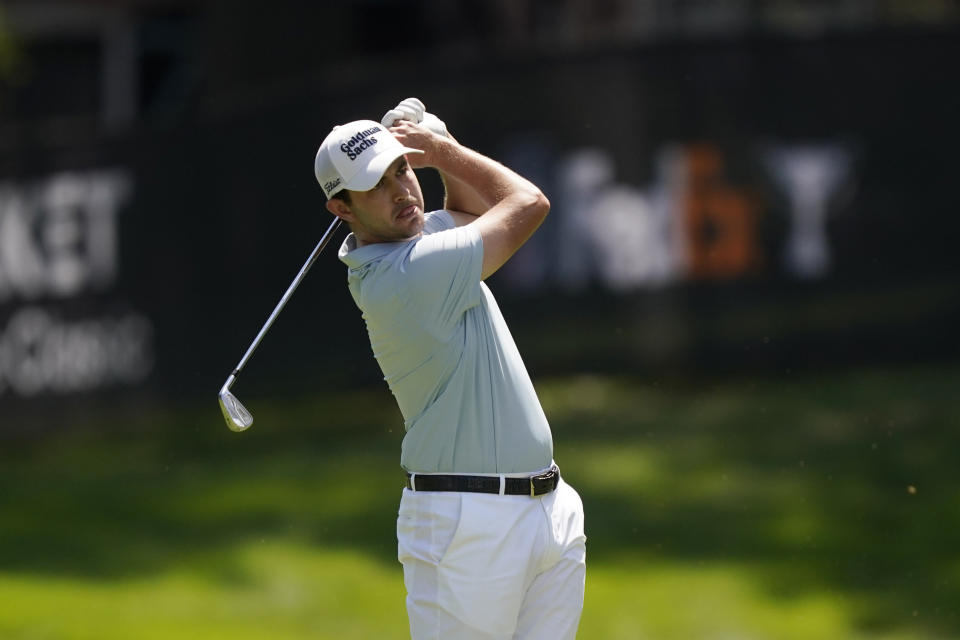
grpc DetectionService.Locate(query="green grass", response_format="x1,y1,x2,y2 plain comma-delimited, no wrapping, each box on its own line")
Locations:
1,364,958,638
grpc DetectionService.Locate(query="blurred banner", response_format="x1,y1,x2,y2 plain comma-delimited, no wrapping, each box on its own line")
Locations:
498,141,852,291
0,1,958,419
0,170,153,398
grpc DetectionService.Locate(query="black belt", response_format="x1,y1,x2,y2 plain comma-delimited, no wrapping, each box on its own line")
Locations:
405,466,560,497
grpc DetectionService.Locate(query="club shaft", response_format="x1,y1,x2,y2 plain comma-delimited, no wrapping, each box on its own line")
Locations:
230,217,342,378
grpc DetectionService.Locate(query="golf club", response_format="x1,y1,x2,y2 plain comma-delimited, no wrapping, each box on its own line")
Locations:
219,216,343,432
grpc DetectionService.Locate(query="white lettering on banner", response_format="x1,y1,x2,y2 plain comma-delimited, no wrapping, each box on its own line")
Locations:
0,171,130,302
763,146,852,279
586,185,677,291
0,307,153,397
552,147,683,292
0,169,154,401
537,141,853,291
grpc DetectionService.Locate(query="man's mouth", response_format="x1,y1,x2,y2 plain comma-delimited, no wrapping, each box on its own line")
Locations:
396,204,419,221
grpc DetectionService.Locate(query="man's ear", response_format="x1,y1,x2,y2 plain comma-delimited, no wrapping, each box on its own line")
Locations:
325,198,353,222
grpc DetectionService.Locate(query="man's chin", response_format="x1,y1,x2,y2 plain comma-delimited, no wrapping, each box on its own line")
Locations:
400,209,425,236
410,211,425,232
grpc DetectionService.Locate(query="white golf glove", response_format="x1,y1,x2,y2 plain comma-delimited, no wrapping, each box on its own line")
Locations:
381,97,449,138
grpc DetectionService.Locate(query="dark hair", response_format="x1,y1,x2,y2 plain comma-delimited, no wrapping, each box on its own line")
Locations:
330,190,352,205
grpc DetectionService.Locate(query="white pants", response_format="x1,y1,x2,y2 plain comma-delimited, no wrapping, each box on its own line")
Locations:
397,477,586,639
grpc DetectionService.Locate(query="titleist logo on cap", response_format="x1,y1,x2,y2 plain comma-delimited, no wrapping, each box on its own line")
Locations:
340,127,380,161
323,177,342,193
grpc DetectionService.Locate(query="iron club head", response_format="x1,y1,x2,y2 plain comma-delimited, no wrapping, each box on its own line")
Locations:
219,388,253,432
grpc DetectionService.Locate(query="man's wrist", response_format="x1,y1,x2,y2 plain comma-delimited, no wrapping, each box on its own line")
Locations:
423,135,460,171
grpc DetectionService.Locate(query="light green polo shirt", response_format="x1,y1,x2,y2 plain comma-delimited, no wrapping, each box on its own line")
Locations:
338,211,553,474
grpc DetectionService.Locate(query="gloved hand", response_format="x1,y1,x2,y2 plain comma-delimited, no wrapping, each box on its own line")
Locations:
381,97,449,138
381,97,424,127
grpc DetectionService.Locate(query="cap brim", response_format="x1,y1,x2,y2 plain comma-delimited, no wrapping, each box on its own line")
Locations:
344,146,424,193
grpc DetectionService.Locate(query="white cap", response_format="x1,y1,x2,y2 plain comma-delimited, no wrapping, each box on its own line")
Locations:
314,119,423,199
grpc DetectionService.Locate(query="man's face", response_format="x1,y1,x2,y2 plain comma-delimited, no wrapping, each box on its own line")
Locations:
328,156,425,245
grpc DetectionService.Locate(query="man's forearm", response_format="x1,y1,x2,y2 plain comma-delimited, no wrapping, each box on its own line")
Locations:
431,132,490,216
389,120,549,279
430,137,541,214
440,171,490,217
430,135,549,279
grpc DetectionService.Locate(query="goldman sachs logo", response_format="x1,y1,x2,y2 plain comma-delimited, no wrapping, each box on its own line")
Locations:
339,127,380,161
0,170,153,398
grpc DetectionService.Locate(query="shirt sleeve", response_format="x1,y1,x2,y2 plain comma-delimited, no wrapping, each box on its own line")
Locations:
422,209,456,234
400,215,483,336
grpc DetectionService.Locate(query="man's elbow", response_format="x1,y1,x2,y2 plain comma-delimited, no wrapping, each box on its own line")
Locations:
526,189,550,223
536,191,551,219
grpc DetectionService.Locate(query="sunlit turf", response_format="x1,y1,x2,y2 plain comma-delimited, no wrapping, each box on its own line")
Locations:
1,363,958,639
0,549,943,640
0,550,907,640
0,545,408,640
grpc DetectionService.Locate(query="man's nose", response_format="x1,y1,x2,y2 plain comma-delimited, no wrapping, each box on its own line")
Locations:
392,181,411,200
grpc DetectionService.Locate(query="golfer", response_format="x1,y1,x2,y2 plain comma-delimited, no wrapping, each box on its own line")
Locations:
315,99,586,639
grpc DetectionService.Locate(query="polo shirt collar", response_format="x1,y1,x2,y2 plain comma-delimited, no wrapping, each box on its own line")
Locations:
338,232,409,269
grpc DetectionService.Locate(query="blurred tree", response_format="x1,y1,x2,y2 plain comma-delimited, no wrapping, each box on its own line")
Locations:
0,5,21,84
